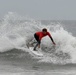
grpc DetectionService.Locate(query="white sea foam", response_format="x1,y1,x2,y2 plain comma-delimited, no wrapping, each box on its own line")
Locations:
0,12,76,64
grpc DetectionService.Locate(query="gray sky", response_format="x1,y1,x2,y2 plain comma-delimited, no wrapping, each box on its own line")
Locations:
0,0,76,20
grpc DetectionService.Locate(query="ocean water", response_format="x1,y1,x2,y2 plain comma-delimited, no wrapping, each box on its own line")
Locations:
0,12,76,75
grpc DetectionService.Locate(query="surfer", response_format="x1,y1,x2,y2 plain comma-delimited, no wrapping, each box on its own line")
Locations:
33,28,56,51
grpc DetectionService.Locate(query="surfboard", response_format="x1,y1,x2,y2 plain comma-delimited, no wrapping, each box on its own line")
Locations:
29,47,43,56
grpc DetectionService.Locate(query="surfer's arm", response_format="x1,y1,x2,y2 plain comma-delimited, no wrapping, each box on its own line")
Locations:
48,32,56,45
37,40,41,48
50,37,55,45
38,34,42,45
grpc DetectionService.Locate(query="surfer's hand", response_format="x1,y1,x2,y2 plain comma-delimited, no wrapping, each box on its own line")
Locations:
38,45,40,48
53,42,56,45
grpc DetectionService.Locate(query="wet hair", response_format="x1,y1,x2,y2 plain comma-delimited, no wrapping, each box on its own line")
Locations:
42,28,47,32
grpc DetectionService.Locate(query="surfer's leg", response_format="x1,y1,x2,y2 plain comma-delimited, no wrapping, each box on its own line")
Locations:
33,43,39,50
30,34,38,46
31,39,37,45
33,34,40,50
34,34,39,41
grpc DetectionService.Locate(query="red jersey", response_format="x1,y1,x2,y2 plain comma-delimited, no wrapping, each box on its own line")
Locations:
36,32,51,40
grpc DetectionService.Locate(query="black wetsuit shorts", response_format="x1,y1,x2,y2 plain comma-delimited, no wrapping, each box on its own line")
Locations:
34,33,41,44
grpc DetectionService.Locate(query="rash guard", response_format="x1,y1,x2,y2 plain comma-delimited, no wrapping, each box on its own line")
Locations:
36,32,52,41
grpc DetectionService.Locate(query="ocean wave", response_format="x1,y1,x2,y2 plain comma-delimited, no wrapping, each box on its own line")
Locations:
0,12,76,64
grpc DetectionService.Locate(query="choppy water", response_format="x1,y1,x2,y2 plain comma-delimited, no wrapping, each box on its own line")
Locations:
0,12,76,75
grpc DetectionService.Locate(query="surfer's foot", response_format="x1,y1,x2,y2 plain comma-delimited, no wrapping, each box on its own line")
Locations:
33,48,37,51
